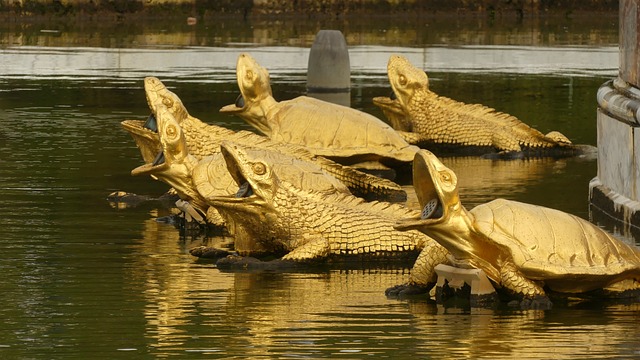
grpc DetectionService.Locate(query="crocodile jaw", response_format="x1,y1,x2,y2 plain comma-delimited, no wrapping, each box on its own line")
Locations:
395,150,455,231
121,119,161,165
130,151,169,177
207,141,271,210
372,95,412,132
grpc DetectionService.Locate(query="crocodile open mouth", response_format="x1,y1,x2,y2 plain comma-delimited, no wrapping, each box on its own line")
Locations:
235,181,254,198
144,113,158,132
413,152,445,222
235,94,245,109
131,149,168,176
219,94,246,114
219,144,258,200
418,176,444,220
151,150,165,167
421,198,442,220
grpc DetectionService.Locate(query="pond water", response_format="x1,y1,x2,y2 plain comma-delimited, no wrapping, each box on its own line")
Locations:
1,14,639,359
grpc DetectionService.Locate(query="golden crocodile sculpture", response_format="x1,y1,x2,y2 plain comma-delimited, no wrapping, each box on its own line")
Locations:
395,149,640,308
203,141,450,286
219,53,419,172
373,55,594,157
122,77,407,205
131,101,367,256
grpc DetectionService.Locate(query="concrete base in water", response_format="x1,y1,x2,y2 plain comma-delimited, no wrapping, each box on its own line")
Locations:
590,80,640,238
433,264,498,308
590,77,640,238
590,78,640,237
589,0,640,240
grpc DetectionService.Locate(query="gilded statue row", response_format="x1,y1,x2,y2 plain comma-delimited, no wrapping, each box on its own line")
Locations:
116,53,640,309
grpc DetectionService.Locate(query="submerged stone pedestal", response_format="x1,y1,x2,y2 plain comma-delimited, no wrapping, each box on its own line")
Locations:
433,264,498,307
589,0,640,236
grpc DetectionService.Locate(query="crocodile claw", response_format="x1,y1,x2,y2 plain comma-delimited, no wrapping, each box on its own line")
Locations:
385,283,431,299
215,255,309,272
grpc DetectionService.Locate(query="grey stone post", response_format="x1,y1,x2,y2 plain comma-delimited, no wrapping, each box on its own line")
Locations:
590,0,640,231
306,30,351,107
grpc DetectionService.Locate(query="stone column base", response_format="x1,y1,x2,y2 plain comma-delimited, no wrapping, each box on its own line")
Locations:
591,77,640,239
589,178,640,240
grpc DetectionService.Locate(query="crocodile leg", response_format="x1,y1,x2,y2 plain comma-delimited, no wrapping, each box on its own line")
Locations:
409,240,450,285
500,261,552,309
603,278,640,298
385,240,449,298
491,132,522,153
281,236,331,261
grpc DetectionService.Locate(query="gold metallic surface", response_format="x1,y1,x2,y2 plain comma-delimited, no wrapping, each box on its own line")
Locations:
397,150,640,300
131,103,211,215
378,55,581,154
123,77,407,203
127,102,359,255
371,95,412,132
220,53,419,168
207,141,449,284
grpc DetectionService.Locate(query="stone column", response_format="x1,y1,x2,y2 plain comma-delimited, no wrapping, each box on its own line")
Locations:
306,30,351,107
590,0,640,233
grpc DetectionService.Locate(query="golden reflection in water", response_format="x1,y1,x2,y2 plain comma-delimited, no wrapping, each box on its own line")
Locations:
0,16,618,48
131,210,235,352
407,302,640,359
128,210,640,358
405,156,562,210
131,211,415,355
220,269,413,357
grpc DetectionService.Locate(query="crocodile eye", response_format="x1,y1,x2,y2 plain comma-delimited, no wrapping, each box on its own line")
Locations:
246,70,254,80
162,97,173,108
165,124,178,139
398,75,407,86
252,162,266,175
440,171,451,183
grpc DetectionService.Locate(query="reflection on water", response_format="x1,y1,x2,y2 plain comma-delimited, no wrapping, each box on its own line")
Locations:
0,16,638,359
131,216,640,359
0,14,618,48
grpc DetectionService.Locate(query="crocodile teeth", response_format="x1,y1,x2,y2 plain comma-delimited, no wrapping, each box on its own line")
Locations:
236,182,253,198
152,151,165,166
421,198,439,219
144,113,158,132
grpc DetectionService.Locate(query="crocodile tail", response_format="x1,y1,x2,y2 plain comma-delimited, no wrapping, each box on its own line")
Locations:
297,188,419,220
545,131,573,146
314,156,407,202
397,130,424,145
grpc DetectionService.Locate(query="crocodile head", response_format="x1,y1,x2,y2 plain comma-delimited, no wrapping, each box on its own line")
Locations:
130,102,203,210
204,141,282,242
121,119,160,165
144,76,191,126
395,150,461,231
386,55,429,112
121,77,191,164
219,53,275,135
208,139,353,202
372,93,412,132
